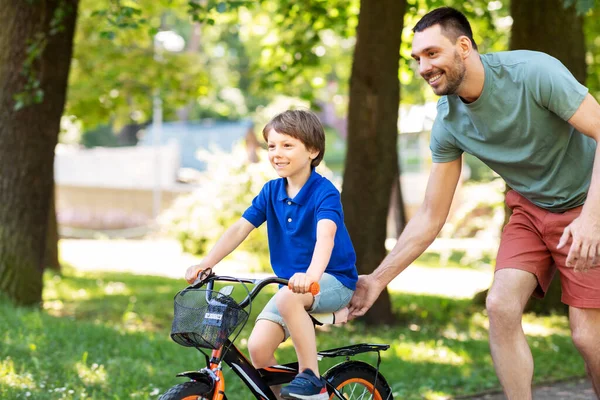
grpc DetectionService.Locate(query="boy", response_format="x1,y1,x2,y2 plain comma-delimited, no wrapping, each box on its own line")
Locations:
185,109,358,400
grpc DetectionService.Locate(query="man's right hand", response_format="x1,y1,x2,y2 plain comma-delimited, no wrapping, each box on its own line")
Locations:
185,262,209,284
348,274,384,319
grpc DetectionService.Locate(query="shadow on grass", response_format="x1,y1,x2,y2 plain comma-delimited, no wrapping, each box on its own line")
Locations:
0,269,584,400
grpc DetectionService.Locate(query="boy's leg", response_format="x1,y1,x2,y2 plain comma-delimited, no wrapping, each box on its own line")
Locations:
247,319,285,369
251,294,290,400
275,288,318,374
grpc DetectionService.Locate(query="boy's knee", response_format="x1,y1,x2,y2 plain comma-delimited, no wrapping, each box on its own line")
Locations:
247,335,272,366
275,288,298,314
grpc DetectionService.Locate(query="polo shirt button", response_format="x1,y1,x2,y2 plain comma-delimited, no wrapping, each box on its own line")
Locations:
287,201,292,205
287,218,292,222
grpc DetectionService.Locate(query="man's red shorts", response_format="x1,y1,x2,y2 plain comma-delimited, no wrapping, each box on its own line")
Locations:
496,190,600,308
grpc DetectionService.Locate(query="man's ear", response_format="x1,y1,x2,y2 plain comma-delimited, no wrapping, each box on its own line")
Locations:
458,36,473,59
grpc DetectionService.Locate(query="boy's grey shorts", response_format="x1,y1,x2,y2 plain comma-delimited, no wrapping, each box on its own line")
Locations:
256,272,354,340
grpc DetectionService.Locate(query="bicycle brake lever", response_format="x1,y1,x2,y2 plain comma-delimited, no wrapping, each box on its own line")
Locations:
191,268,214,288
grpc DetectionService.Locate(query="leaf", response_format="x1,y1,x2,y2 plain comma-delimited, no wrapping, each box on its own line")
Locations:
99,31,116,40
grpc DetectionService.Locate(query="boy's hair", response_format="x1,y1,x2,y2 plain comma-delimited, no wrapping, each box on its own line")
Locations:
413,7,478,51
262,109,325,167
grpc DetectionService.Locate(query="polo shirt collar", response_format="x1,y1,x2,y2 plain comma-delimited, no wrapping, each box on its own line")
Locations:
275,168,320,205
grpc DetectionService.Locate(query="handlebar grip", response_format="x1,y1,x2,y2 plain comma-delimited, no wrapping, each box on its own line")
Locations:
309,282,320,296
287,281,320,296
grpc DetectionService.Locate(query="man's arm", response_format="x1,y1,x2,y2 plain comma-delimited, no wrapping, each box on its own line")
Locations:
349,158,462,316
558,93,600,270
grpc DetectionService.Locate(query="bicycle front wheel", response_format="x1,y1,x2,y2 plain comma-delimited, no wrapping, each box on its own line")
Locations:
324,361,393,400
159,381,218,400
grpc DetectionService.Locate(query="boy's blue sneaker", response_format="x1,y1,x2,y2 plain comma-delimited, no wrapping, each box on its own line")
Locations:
281,368,329,400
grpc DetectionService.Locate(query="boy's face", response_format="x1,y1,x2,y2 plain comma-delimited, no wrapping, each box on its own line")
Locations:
266,129,319,181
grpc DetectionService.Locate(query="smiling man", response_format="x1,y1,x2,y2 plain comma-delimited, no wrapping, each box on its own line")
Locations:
349,7,600,399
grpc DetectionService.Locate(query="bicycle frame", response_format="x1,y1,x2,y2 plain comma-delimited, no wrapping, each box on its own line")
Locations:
175,340,391,400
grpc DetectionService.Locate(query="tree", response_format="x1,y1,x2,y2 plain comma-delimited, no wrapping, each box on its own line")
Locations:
341,0,407,325
508,0,586,314
0,0,79,305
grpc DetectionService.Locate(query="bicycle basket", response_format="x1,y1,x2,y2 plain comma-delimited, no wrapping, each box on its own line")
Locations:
170,289,249,349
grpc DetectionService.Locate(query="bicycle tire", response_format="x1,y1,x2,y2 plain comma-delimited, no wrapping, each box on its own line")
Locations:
324,360,393,400
159,381,214,400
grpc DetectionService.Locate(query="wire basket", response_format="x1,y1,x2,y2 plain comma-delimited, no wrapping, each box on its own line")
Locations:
170,288,249,349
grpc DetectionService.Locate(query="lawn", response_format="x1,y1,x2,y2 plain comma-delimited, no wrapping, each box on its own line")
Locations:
0,267,586,400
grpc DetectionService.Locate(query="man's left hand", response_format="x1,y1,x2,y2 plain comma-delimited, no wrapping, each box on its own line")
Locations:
558,215,600,271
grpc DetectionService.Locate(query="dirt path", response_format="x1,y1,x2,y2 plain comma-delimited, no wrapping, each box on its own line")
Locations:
462,378,595,399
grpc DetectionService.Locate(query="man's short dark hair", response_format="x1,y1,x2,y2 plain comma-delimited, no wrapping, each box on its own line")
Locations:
413,7,478,51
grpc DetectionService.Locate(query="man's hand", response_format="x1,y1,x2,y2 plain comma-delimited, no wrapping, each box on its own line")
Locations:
558,215,600,271
348,274,384,319
288,272,319,294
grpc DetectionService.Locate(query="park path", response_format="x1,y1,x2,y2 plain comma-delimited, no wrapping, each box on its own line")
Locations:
462,378,595,399
59,238,596,400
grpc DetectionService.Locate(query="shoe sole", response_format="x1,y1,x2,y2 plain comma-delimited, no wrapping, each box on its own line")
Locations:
280,393,329,400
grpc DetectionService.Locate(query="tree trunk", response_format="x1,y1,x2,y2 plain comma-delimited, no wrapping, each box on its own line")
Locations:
475,0,586,314
342,0,406,325
45,182,61,271
0,1,78,306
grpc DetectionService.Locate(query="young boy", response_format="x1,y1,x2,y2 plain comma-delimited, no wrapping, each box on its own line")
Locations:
185,109,358,400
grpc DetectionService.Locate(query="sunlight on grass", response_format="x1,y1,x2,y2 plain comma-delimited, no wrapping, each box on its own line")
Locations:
76,360,107,386
0,357,35,388
392,341,468,366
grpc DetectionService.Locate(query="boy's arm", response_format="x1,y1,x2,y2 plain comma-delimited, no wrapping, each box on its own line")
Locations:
185,218,255,282
288,219,336,293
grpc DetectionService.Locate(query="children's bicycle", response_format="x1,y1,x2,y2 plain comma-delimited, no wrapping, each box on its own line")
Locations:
159,271,393,400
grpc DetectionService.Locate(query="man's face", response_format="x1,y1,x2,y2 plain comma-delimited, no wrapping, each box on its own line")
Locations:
411,25,466,96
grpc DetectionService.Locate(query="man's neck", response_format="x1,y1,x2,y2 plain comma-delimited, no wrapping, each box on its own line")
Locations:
458,53,485,104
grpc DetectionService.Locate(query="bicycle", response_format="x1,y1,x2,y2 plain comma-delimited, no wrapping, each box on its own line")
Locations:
159,270,393,400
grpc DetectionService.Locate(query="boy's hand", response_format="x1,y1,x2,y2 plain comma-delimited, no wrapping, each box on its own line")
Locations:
288,272,319,294
185,262,210,284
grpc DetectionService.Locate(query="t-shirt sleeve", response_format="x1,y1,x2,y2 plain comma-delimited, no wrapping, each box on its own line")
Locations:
241,183,268,228
316,188,343,227
430,118,463,163
527,54,589,121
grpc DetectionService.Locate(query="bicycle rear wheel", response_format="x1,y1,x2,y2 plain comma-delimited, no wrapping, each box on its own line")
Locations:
324,361,392,400
159,381,217,400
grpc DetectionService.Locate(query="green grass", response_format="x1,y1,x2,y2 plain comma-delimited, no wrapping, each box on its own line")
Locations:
0,268,586,399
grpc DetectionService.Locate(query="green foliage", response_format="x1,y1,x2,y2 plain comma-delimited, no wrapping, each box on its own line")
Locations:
585,4,600,98
80,124,120,148
67,0,205,131
564,0,596,15
0,268,586,399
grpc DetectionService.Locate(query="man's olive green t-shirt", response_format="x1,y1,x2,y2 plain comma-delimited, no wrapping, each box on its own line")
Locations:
430,50,596,212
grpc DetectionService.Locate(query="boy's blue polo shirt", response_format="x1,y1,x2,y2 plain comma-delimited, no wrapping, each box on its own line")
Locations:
242,169,357,290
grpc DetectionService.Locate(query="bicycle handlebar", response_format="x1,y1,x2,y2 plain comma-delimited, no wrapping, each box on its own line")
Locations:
190,272,319,309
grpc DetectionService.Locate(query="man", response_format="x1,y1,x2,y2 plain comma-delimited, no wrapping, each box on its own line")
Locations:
348,7,600,399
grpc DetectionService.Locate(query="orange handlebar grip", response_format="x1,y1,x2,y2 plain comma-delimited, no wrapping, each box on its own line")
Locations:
287,281,320,295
